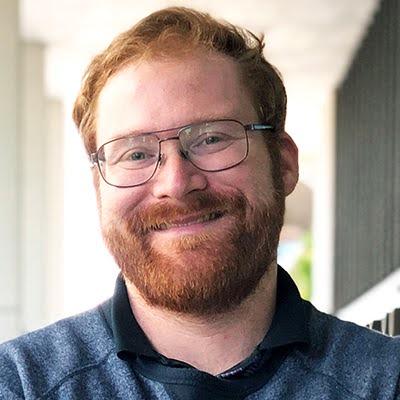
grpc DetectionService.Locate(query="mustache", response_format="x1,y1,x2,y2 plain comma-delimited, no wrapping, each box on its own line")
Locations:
126,191,248,236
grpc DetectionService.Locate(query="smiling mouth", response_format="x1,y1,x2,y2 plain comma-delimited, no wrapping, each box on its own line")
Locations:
152,211,223,231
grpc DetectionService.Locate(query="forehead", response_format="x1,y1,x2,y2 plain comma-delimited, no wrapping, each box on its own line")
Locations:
96,52,257,145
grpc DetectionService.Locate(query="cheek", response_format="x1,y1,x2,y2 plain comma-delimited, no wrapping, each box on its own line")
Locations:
246,145,276,199
208,159,274,206
242,168,275,206
98,184,145,222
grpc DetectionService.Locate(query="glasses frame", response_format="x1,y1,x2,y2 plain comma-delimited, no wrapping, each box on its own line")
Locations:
90,119,275,188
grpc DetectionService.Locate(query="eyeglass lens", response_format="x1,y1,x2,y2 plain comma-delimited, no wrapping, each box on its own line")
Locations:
97,120,248,187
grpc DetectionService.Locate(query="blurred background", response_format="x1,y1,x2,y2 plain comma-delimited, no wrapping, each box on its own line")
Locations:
1,0,399,342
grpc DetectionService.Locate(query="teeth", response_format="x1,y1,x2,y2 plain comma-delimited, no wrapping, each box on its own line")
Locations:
154,212,222,231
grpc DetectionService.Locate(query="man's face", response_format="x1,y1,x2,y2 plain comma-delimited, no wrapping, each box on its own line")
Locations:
95,52,296,316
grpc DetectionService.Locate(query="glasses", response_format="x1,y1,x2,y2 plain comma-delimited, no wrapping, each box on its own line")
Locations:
90,119,275,188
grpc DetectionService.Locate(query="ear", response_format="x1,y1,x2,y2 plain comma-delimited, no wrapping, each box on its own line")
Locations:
279,132,299,196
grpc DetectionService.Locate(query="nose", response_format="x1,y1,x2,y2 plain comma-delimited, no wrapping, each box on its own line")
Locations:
151,139,208,200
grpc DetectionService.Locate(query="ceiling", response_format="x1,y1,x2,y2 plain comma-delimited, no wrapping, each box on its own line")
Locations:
19,0,380,99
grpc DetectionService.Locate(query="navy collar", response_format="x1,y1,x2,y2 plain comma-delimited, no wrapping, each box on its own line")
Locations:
101,265,310,364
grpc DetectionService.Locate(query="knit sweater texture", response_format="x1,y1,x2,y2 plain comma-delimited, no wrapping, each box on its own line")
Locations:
0,288,399,399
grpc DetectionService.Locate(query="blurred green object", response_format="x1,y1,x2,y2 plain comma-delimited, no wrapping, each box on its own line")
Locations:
290,232,312,300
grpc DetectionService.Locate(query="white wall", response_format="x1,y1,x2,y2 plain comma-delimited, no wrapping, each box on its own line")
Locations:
0,4,65,340
0,0,21,342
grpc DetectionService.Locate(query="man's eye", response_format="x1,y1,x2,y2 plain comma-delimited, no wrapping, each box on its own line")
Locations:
194,133,227,147
189,132,234,156
114,148,157,169
130,151,146,160
204,136,221,145
121,149,154,162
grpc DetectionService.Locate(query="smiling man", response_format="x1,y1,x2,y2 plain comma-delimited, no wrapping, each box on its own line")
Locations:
1,7,399,400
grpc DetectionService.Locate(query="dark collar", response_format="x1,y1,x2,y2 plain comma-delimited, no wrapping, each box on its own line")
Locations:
259,266,310,350
100,266,310,362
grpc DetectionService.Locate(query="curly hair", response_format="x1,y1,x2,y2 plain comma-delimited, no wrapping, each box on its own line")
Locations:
72,7,287,156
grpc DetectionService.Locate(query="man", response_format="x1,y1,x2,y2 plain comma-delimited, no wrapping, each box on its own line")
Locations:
0,7,399,400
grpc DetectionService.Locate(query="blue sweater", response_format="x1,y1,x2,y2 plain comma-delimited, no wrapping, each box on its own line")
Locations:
0,294,399,399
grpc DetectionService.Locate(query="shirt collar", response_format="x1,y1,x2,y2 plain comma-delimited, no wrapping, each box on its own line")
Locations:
104,274,158,359
101,265,310,361
259,266,309,349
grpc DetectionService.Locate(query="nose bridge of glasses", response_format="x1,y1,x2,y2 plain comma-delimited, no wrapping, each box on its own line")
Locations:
159,136,180,145
158,136,188,167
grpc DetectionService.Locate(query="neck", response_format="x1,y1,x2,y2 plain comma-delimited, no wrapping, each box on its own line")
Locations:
126,265,277,375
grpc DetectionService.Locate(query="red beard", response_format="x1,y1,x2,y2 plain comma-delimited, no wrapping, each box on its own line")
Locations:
102,190,284,316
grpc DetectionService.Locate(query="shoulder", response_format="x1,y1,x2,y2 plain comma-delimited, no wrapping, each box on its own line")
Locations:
298,302,400,398
307,302,400,356
0,301,115,399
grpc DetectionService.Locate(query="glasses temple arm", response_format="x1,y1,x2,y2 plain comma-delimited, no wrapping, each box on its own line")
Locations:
244,124,275,132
